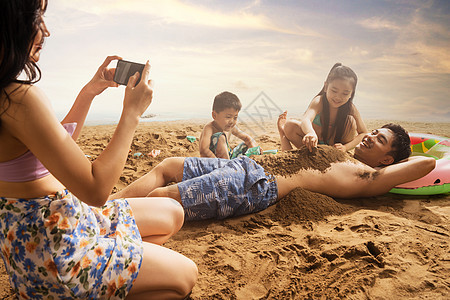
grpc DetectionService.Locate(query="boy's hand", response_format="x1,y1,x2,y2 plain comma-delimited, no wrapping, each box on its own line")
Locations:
248,139,258,149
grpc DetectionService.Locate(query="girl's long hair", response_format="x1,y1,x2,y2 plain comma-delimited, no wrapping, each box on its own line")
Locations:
0,0,48,125
316,63,358,144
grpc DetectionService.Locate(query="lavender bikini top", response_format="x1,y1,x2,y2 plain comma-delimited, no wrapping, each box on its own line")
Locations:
0,123,77,182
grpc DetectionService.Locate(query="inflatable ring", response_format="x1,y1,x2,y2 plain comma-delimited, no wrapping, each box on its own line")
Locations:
390,133,450,195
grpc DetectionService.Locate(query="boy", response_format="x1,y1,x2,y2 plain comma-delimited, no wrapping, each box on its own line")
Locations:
199,91,258,159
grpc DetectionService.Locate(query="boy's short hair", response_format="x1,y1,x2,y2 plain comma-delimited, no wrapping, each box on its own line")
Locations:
382,123,412,163
213,91,242,113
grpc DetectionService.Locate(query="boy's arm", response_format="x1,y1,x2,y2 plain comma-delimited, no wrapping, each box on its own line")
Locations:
362,156,436,196
199,124,217,158
231,126,258,148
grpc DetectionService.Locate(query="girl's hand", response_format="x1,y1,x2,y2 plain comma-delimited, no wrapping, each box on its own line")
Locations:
84,55,122,96
333,143,347,152
123,61,153,118
302,132,318,152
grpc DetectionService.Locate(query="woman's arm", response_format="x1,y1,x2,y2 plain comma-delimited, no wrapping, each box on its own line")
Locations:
4,60,153,207
61,56,122,140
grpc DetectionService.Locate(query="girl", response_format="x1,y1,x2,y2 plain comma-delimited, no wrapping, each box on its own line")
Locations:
278,63,368,152
0,0,197,299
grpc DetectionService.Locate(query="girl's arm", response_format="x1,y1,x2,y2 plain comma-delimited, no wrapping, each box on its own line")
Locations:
4,60,153,207
231,126,258,148
300,96,322,151
198,123,217,158
340,104,368,151
61,56,122,140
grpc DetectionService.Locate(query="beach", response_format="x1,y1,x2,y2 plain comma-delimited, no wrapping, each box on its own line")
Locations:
1,119,449,299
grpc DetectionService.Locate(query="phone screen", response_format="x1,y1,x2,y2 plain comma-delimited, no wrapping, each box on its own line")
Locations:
113,60,145,86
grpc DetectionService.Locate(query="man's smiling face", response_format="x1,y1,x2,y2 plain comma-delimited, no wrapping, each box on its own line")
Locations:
354,128,396,167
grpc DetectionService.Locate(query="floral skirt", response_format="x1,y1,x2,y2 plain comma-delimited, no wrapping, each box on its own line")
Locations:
0,190,143,299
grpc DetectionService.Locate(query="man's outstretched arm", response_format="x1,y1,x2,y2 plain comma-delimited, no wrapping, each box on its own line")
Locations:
361,156,436,197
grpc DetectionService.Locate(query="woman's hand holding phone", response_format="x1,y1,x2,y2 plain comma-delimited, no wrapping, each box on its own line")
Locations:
84,55,123,96
122,60,153,119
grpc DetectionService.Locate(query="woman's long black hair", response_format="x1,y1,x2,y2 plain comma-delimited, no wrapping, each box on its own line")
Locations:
316,63,358,144
0,0,48,125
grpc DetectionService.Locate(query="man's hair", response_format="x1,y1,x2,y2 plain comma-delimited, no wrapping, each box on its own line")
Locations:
382,123,411,163
212,91,242,113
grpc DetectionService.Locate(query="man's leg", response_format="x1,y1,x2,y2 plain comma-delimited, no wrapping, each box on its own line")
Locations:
156,156,278,221
109,157,186,200
147,156,230,203
148,184,182,202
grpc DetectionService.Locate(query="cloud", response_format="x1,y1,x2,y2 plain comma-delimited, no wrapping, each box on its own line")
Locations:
56,0,320,37
42,0,450,123
358,16,401,31
354,3,450,75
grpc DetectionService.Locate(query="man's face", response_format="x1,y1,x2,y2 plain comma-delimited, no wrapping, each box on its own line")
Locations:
354,128,395,167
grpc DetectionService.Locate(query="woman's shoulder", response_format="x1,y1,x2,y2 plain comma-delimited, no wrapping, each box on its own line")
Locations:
2,83,52,126
4,83,49,107
4,83,43,102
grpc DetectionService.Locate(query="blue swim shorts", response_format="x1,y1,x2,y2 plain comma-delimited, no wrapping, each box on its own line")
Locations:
178,156,278,221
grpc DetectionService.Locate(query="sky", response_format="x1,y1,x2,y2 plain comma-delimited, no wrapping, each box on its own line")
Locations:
37,0,450,124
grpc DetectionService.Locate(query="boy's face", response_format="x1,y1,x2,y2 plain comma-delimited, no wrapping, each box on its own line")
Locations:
212,108,239,132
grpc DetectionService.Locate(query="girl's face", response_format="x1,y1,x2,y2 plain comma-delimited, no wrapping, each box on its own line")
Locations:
30,15,50,62
325,78,354,108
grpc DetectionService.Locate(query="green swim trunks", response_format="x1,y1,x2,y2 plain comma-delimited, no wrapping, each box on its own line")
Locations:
209,132,248,159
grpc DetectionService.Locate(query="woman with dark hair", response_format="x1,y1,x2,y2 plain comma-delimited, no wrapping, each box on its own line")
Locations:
278,63,368,152
0,0,197,298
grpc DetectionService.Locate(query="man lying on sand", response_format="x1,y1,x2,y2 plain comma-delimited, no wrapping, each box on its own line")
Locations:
111,123,435,221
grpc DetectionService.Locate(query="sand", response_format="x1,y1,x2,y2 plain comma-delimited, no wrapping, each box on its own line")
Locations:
1,119,449,299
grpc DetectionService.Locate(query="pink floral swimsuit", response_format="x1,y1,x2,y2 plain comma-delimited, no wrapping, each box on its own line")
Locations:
0,190,143,299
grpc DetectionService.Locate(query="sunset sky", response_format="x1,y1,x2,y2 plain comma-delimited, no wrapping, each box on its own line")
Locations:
37,0,450,124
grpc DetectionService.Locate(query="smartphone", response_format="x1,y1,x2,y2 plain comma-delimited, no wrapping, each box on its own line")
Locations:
113,60,145,86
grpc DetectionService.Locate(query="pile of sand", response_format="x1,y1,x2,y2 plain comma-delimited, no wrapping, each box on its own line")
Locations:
254,145,354,176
